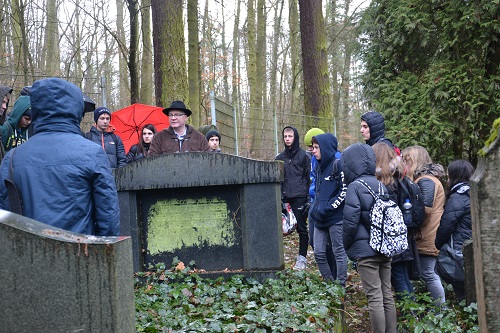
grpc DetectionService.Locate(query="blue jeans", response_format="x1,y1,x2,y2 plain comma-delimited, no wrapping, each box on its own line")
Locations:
391,261,414,299
420,255,445,305
309,219,336,277
357,255,397,333
313,224,347,285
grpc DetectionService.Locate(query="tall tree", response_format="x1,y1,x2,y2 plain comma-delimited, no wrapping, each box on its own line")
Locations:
151,0,188,107
116,0,129,106
288,0,301,115
231,0,241,107
11,0,32,85
187,0,200,127
127,0,140,104
42,0,60,76
246,0,260,153
140,0,154,104
299,0,332,129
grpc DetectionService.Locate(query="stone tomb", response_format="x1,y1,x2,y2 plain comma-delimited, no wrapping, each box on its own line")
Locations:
114,152,284,278
0,211,135,333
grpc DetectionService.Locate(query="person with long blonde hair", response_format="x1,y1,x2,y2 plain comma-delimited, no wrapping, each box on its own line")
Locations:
402,145,446,306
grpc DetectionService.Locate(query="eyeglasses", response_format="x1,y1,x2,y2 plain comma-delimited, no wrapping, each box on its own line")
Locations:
168,113,186,118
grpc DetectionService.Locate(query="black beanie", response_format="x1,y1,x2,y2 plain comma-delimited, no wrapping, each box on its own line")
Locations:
206,129,221,142
94,107,111,123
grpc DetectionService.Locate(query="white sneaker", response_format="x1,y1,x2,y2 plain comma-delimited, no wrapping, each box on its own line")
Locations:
293,255,307,270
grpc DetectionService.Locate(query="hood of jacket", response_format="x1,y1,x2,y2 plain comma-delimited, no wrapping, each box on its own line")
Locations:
361,111,387,146
282,126,300,158
7,95,31,129
314,133,338,170
30,78,84,135
342,143,376,185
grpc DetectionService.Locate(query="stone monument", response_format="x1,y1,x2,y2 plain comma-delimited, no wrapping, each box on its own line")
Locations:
470,120,500,331
0,211,135,333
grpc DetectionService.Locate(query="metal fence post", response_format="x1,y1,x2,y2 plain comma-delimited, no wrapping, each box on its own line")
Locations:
273,108,279,156
233,107,239,156
100,76,107,107
210,91,217,126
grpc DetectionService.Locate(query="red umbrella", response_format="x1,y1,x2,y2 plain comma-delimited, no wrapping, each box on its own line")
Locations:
109,103,170,152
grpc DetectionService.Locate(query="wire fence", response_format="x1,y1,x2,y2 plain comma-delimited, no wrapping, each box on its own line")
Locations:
213,97,362,161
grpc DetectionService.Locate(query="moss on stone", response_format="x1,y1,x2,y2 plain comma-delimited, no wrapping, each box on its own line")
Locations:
479,117,500,156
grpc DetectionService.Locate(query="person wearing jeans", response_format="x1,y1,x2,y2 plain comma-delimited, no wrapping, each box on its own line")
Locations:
309,133,347,285
402,145,446,306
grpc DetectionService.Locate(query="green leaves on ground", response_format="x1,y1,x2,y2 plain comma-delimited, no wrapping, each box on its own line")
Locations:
135,262,346,332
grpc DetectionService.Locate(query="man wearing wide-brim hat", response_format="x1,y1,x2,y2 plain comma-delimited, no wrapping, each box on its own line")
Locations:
149,100,210,155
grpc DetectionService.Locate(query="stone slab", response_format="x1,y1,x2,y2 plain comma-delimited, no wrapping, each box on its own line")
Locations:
0,211,135,333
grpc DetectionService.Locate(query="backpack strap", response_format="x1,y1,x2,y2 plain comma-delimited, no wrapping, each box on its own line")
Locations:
355,179,380,199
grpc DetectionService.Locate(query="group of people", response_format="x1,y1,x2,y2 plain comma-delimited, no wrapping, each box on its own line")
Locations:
84,100,223,168
0,78,223,238
277,110,474,333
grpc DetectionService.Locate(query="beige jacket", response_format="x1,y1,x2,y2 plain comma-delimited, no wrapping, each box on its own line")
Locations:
415,173,445,256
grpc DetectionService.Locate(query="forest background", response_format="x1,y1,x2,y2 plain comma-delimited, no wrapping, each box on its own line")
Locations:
1,0,499,164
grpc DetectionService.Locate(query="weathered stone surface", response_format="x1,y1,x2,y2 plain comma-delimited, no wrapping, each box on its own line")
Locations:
115,152,285,277
463,239,476,304
0,211,135,333
470,126,500,332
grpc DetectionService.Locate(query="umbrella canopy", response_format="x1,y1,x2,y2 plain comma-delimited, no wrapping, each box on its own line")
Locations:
82,93,96,113
109,103,170,152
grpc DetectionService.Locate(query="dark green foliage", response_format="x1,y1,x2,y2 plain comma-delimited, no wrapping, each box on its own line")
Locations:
135,261,346,332
359,0,500,165
396,290,478,332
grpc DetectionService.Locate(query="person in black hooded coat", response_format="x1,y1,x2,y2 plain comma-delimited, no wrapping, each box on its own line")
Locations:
435,159,474,301
360,110,397,150
342,143,397,333
275,126,310,270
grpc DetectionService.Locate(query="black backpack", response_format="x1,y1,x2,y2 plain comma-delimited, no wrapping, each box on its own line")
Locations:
397,177,425,229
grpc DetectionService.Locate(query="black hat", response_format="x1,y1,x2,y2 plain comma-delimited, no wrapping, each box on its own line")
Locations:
162,100,192,117
206,129,221,142
94,106,111,123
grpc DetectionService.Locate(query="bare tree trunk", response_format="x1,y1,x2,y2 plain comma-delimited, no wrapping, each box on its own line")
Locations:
257,0,266,110
288,0,301,115
11,0,29,84
231,0,241,108
116,0,130,106
151,0,188,106
247,0,260,155
127,0,140,104
269,0,284,116
328,0,340,126
220,0,230,101
299,0,332,129
140,0,154,104
43,0,60,76
187,0,200,128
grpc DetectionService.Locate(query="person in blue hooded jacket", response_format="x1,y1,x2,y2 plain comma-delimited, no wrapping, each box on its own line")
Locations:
309,133,348,285
0,78,120,236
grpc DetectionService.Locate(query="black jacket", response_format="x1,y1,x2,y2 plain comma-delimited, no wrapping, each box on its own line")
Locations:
435,182,471,251
342,143,381,261
275,126,310,200
361,111,395,148
85,127,128,168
